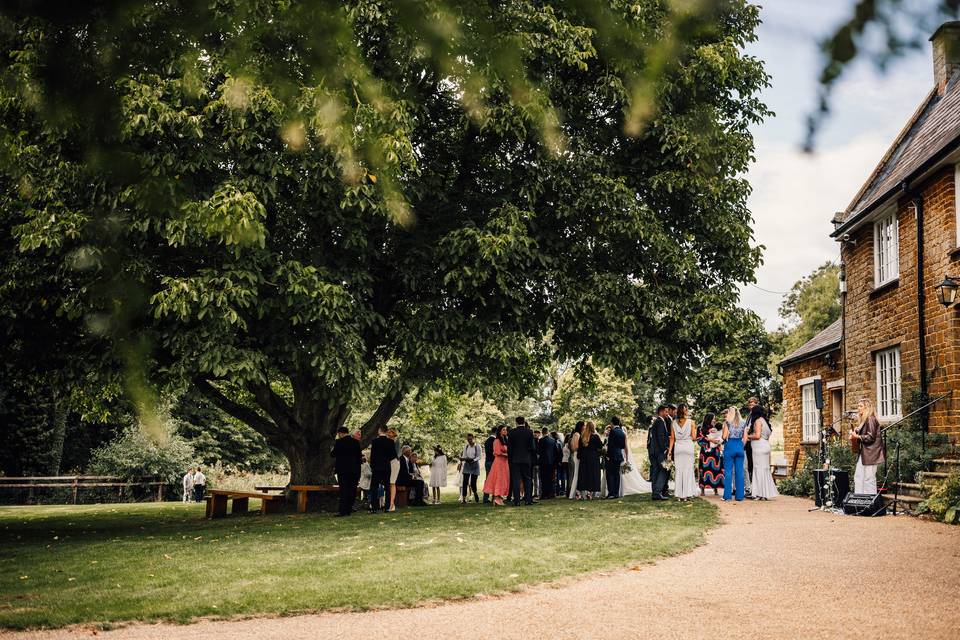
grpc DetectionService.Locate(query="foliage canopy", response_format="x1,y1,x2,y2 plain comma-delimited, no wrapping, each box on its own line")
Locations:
1,1,769,482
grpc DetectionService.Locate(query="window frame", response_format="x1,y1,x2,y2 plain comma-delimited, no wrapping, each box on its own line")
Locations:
875,346,902,420
873,211,899,287
801,383,820,443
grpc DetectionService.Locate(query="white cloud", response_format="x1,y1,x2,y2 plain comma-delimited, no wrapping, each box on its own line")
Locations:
740,134,892,329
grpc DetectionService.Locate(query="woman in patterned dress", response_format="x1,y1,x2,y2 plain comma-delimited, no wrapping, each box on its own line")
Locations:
697,413,724,496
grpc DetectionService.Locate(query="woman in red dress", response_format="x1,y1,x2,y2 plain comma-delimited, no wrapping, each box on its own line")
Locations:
482,424,511,505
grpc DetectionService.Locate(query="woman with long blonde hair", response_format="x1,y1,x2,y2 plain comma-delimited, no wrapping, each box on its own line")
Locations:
576,421,603,499
850,398,884,494
387,427,401,512
722,406,748,501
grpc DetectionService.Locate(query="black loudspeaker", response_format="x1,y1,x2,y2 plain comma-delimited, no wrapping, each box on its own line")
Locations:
814,468,849,507
842,493,887,516
813,378,824,410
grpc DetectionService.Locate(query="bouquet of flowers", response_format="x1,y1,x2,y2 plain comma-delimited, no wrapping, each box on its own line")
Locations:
620,460,633,475
661,458,674,472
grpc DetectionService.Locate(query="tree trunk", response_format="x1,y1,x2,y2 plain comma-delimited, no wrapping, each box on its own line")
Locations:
285,435,336,485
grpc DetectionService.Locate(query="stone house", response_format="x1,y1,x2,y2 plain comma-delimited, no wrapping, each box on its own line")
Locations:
778,320,843,467
780,22,960,469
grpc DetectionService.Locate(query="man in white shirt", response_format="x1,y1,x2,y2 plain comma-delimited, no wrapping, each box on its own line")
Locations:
192,467,206,503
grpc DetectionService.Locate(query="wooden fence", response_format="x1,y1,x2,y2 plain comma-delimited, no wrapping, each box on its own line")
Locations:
0,475,167,504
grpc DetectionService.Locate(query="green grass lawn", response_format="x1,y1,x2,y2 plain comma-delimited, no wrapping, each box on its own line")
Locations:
0,494,716,630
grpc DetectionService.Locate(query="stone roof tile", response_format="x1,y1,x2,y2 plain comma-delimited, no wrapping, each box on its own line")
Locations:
779,318,842,368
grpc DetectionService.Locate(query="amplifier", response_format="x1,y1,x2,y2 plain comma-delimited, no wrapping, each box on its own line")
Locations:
842,493,887,516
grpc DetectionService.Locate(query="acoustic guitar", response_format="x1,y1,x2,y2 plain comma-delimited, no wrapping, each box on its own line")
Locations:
849,425,861,456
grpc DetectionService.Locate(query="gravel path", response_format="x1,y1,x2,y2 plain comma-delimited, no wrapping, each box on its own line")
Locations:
8,496,960,640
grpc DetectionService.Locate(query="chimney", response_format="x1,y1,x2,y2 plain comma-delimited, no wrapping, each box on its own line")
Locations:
931,21,960,95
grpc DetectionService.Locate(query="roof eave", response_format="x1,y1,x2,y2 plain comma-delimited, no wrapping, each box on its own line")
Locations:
830,134,960,238
778,341,842,369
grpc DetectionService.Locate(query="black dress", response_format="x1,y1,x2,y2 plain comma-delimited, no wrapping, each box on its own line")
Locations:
576,434,603,493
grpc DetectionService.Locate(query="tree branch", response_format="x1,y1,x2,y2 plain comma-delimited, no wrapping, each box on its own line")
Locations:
246,379,300,434
192,377,280,440
359,390,404,445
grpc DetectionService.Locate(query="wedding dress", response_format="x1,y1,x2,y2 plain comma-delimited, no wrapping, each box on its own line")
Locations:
618,444,652,496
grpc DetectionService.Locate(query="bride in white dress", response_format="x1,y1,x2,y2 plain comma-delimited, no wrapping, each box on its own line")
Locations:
618,441,652,496
594,425,653,498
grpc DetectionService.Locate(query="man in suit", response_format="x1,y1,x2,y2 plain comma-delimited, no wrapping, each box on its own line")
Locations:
536,427,558,499
507,416,537,506
396,446,427,506
605,416,627,499
369,425,396,512
332,426,362,516
482,425,497,503
648,405,671,501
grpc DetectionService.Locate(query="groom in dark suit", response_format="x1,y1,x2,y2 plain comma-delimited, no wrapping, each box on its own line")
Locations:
536,427,558,499
647,405,671,501
507,417,537,506
604,416,626,499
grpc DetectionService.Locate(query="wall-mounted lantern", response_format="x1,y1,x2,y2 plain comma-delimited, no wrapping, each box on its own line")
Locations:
936,275,959,307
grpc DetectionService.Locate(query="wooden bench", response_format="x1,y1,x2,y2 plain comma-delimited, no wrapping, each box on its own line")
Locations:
254,485,287,493
289,484,339,513
204,489,285,518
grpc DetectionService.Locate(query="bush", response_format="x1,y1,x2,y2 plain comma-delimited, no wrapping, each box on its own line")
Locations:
881,426,950,484
777,464,814,496
918,471,960,524
88,420,195,488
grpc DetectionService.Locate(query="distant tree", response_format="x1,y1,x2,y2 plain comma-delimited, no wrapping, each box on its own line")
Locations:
685,310,777,415
552,367,638,432
775,262,841,355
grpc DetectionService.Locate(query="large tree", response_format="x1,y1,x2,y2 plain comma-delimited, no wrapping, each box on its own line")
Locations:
1,1,769,483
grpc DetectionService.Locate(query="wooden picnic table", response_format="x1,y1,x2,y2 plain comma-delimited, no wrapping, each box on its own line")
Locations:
205,489,285,518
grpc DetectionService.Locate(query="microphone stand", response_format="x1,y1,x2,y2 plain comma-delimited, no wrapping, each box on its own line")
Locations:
809,414,849,513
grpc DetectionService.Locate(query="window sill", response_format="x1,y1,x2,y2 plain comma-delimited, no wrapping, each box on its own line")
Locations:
869,278,899,298
800,440,820,445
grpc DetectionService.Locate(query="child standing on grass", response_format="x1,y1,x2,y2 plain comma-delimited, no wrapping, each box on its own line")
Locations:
359,454,372,503
429,446,448,504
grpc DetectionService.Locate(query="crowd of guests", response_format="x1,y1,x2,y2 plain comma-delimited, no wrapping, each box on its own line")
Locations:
184,394,885,515
646,397,779,502
327,398,784,516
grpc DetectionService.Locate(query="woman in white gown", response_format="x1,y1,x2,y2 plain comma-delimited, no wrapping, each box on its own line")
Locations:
618,438,652,496
670,404,698,501
748,405,779,500
566,422,583,499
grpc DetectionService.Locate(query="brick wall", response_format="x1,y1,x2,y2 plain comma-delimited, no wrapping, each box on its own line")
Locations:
781,349,843,468
841,167,960,441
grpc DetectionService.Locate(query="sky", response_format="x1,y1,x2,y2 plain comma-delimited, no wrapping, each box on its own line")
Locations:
740,0,936,329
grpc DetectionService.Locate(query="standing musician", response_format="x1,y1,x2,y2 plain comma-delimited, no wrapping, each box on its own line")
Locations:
849,399,885,494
